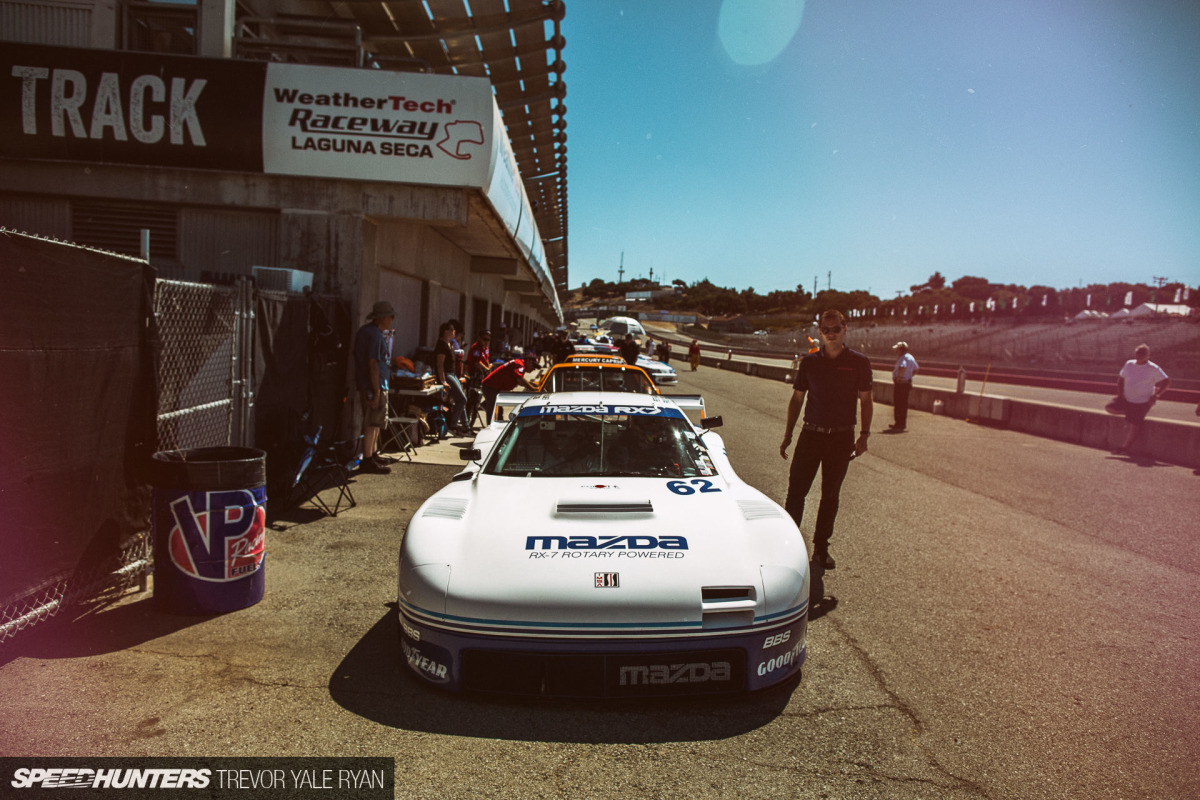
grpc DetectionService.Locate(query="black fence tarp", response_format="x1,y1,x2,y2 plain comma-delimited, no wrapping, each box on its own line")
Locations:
254,292,351,510
0,231,157,608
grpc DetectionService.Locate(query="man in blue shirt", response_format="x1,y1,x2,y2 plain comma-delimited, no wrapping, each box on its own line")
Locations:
889,341,919,431
354,300,395,474
779,309,873,571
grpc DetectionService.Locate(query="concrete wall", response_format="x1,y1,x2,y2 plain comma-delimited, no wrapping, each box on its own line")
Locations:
693,353,1200,468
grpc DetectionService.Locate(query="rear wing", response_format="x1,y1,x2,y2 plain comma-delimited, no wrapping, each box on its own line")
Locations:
489,391,535,427
661,393,706,418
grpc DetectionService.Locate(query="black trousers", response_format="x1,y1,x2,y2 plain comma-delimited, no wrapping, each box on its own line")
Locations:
893,380,912,427
784,428,855,554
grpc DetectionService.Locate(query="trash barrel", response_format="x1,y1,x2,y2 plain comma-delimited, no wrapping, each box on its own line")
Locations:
150,447,267,614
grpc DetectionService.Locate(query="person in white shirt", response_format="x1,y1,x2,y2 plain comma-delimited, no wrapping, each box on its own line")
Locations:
888,342,919,431
1115,344,1170,454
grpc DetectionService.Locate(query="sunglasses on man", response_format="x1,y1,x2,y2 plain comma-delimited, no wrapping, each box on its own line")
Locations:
819,325,844,335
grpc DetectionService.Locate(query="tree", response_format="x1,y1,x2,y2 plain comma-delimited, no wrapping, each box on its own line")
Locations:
952,276,992,301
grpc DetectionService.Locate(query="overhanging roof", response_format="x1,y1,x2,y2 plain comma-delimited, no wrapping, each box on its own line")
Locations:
235,0,569,296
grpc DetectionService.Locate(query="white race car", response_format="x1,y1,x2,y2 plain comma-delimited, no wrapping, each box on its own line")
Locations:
637,354,678,386
398,391,809,697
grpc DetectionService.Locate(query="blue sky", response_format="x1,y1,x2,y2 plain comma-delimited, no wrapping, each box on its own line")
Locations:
559,0,1200,298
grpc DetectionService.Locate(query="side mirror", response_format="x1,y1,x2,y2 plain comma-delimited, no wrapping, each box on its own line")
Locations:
459,448,482,462
700,416,723,430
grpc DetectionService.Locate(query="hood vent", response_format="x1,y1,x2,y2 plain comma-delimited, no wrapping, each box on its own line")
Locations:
556,500,653,514
422,498,469,519
701,585,757,629
738,500,783,520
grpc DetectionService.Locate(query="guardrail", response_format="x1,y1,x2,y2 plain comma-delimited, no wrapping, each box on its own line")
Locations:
684,353,1200,469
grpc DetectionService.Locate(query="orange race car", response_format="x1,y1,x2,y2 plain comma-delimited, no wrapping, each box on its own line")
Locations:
535,359,659,394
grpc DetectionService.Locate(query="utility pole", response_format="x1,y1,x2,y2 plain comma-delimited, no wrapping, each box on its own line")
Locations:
827,271,831,291
1152,275,1168,306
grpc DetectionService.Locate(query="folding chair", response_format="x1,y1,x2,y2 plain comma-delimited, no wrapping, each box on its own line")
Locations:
382,413,419,460
290,427,362,516
467,384,487,430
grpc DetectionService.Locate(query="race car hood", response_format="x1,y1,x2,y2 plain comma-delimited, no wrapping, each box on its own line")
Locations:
402,475,808,631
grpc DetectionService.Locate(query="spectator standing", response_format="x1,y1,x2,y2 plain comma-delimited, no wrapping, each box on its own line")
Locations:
495,326,511,360
660,340,672,364
449,319,466,382
688,339,701,371
530,331,542,366
524,337,538,369
354,300,395,474
620,333,641,365
1115,344,1170,454
553,330,575,364
466,330,492,386
779,309,873,571
480,358,538,425
434,321,471,436
889,341,919,432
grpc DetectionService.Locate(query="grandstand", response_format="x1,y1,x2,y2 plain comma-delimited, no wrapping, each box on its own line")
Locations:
727,318,1200,381
846,319,1200,380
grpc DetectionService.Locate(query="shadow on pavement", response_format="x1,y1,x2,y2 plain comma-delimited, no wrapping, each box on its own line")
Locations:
328,606,799,744
0,591,212,666
807,567,838,621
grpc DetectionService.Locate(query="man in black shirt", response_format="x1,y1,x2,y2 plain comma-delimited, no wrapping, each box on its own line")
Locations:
779,309,873,571
619,333,641,365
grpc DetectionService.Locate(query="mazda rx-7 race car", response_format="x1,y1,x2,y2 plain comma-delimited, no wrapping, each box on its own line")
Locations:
398,391,809,697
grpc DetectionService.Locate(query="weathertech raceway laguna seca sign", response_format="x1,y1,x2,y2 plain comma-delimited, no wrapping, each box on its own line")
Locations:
2,43,495,189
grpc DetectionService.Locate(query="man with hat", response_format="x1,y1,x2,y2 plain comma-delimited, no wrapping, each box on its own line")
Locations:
354,300,396,474
889,341,919,432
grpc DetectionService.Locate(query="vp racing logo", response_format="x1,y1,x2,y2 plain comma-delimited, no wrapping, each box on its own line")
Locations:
165,489,266,582
10,768,211,789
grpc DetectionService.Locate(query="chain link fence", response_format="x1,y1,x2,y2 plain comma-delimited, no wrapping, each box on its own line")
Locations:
0,536,152,645
154,278,254,451
1,277,256,648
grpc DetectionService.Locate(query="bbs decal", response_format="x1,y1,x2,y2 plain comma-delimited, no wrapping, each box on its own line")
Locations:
666,479,721,495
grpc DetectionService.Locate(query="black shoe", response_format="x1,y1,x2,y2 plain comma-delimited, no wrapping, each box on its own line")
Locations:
813,551,836,570
359,457,391,475
374,453,399,464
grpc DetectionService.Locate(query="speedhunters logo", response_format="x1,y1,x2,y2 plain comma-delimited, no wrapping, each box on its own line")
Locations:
11,768,210,789
2,759,393,796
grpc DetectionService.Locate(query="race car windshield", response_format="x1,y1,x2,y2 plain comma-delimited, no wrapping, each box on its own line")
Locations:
539,367,657,394
484,413,717,478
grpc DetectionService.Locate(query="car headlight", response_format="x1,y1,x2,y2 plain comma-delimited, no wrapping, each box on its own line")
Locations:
759,565,808,614
398,561,451,614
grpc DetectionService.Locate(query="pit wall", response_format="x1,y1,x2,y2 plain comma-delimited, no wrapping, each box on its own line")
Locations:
695,355,1200,469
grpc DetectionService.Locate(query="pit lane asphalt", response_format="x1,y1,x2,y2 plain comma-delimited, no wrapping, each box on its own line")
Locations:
1,366,1196,800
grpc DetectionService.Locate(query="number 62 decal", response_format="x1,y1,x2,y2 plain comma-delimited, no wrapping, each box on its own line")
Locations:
666,479,721,495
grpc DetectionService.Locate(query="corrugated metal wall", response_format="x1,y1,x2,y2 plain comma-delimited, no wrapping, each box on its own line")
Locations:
180,208,280,282
0,0,91,46
0,194,70,238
